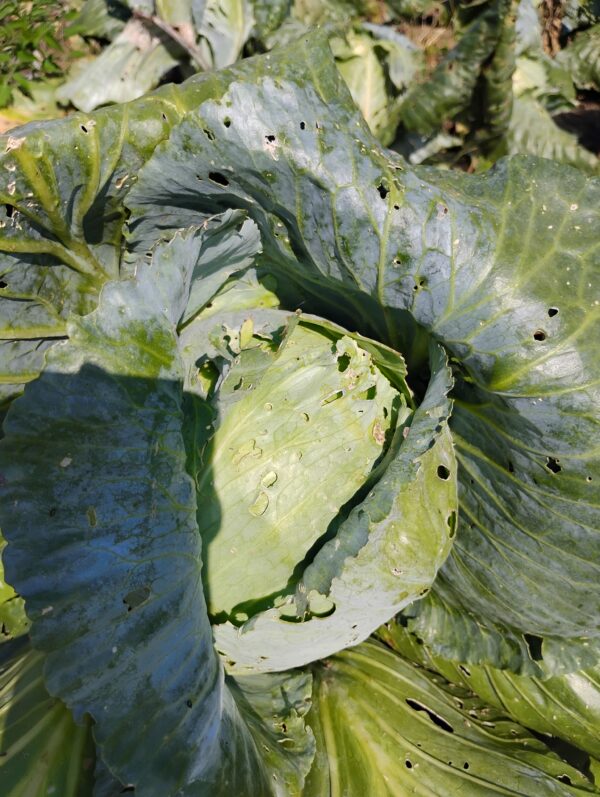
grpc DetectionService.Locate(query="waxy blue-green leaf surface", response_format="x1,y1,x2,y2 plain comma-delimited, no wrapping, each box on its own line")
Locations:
0,52,280,404
127,34,600,673
0,28,599,797
0,228,314,796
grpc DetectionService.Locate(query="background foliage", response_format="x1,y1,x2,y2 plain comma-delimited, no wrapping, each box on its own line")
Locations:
0,0,598,170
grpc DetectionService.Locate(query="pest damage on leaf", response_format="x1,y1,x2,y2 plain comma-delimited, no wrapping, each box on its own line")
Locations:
0,17,598,797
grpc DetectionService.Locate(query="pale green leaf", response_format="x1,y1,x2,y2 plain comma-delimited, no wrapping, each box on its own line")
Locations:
56,19,180,113
381,620,600,760
303,640,598,796
0,640,95,796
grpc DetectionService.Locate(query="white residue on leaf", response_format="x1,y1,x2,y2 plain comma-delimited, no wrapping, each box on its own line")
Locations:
59,456,72,468
5,136,25,152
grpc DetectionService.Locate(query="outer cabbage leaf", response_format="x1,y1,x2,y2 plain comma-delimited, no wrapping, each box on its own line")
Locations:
507,94,599,173
556,24,600,92
0,50,295,405
127,35,600,674
381,620,600,761
330,29,396,145
198,0,255,69
0,640,95,796
56,19,180,113
0,71,224,402
329,25,422,146
480,0,516,152
398,0,509,136
0,229,314,796
303,640,599,796
65,0,130,40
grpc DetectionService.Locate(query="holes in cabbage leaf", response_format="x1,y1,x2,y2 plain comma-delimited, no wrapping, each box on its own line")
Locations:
0,280,6,289
223,117,231,128
337,353,350,372
5,204,14,218
186,699,193,708
557,775,572,785
446,510,456,538
587,475,593,482
377,183,388,200
123,585,151,612
80,124,88,133
463,762,469,770
524,633,543,661
437,465,450,480
321,390,343,405
546,456,562,474
548,307,559,317
533,329,547,341
208,172,229,187
458,664,471,677
265,134,276,143
405,760,413,769
300,121,306,130
405,698,454,733
203,128,215,141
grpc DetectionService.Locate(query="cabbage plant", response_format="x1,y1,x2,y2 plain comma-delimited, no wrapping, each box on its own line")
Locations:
0,33,599,796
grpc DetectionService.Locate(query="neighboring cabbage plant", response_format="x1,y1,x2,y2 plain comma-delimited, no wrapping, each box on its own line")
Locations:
0,33,599,796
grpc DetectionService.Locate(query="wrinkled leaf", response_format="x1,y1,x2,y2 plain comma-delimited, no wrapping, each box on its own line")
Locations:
381,620,600,760
303,640,598,796
0,640,95,796
56,19,180,113
508,94,599,172
556,24,600,92
198,0,255,69
0,61,251,403
399,0,508,135
0,228,315,796
127,37,600,674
